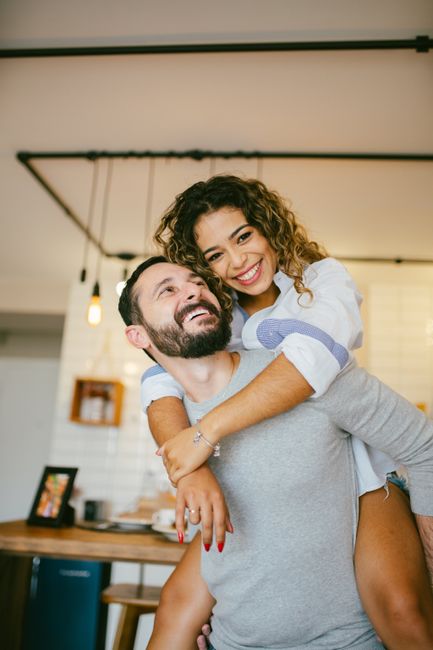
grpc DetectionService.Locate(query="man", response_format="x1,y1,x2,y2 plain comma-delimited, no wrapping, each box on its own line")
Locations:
119,257,433,650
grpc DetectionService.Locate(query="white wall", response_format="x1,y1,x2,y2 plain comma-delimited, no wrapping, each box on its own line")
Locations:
0,356,59,520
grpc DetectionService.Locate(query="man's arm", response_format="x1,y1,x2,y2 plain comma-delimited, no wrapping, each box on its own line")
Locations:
148,397,232,547
322,364,433,579
323,364,433,518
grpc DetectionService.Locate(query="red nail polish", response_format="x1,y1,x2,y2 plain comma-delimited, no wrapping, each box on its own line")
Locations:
217,542,224,553
177,531,184,544
204,543,211,552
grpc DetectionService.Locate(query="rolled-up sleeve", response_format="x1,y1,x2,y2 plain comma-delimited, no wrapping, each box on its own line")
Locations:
140,365,184,413
255,259,363,397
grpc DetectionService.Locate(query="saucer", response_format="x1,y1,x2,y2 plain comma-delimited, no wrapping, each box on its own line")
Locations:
152,523,189,543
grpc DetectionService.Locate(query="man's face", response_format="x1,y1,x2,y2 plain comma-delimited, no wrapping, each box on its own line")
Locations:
133,263,231,358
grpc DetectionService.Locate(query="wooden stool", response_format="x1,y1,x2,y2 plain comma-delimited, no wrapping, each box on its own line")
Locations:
102,583,162,650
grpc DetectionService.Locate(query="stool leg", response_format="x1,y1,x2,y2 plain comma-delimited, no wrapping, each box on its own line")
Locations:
112,604,141,650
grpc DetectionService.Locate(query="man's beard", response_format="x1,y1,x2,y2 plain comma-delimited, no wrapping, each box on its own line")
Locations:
143,300,231,358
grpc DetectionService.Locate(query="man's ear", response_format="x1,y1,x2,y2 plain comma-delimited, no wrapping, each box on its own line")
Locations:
125,324,151,351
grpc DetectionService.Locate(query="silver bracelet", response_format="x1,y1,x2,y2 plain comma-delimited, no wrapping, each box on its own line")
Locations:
193,423,221,458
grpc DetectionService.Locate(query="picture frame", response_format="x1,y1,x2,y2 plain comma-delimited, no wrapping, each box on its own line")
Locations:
27,466,78,527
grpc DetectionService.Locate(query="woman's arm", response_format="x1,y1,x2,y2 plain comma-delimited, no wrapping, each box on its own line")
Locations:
159,353,313,483
148,397,233,546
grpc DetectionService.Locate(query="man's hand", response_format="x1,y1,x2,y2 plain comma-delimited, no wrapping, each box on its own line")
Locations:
157,424,214,484
175,465,233,550
197,623,212,649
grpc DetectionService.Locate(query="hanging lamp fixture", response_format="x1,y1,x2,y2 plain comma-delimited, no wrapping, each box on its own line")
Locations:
87,159,113,327
80,160,99,283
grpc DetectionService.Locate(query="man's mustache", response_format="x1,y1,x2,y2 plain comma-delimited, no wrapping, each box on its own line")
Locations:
175,300,221,328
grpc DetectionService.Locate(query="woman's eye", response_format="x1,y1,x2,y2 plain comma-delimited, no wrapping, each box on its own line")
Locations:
238,231,252,243
207,252,222,264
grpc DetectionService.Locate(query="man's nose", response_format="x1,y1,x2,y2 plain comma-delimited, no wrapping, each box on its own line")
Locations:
184,282,202,301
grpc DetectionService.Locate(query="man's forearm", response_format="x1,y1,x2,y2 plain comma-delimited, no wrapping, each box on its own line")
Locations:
416,514,433,584
147,397,190,445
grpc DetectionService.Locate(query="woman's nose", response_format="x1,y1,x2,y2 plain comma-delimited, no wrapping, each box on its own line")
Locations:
229,249,247,269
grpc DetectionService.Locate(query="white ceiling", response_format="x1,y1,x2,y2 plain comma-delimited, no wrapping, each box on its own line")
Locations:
1,0,432,314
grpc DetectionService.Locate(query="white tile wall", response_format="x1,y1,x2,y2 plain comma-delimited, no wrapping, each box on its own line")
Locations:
50,278,167,514
368,284,433,415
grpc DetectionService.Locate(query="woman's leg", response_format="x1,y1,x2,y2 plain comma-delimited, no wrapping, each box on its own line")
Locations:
355,483,433,649
148,532,215,650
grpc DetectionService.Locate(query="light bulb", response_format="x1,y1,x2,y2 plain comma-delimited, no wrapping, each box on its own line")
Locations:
87,281,102,327
87,296,102,326
115,280,126,297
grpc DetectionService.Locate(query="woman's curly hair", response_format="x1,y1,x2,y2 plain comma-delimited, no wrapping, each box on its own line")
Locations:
154,175,328,313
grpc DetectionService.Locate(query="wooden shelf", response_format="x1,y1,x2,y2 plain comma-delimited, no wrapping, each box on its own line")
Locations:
70,378,124,427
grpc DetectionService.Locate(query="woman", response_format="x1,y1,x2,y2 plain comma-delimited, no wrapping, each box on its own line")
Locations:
146,175,433,649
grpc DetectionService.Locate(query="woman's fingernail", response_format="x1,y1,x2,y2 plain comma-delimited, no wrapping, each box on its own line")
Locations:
227,521,234,533
204,543,211,552
177,531,184,544
217,542,224,553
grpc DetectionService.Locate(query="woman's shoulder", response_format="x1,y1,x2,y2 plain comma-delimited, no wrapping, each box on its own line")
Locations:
303,257,354,285
306,256,348,273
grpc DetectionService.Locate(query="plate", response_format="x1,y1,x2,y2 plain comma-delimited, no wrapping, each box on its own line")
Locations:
152,523,189,543
109,515,152,529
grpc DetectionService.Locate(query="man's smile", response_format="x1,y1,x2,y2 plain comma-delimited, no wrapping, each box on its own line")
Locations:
182,307,212,323
175,300,220,328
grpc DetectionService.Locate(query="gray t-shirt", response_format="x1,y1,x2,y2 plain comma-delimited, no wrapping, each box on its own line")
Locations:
184,350,433,650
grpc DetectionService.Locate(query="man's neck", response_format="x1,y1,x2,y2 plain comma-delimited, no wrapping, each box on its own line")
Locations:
153,350,239,403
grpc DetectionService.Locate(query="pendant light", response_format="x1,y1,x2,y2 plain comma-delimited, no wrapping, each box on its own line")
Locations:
142,157,155,258
80,160,99,283
86,159,113,327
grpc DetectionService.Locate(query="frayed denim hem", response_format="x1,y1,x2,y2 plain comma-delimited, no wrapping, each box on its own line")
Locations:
384,471,409,499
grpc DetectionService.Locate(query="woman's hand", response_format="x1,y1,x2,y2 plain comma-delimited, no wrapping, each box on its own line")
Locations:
176,466,233,549
157,424,214,484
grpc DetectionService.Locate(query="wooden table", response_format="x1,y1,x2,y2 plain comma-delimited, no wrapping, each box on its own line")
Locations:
0,520,186,650
0,519,186,564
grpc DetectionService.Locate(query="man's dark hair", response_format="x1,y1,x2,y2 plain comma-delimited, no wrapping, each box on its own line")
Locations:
118,255,167,326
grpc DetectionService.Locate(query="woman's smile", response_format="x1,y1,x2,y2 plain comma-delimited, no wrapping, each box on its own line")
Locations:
233,260,263,285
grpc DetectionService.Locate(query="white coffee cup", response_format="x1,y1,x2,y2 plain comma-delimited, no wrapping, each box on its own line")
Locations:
152,508,176,528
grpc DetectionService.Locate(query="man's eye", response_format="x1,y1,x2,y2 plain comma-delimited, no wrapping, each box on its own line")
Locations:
160,286,175,296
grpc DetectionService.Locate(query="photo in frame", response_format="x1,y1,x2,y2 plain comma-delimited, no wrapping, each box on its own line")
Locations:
27,466,78,527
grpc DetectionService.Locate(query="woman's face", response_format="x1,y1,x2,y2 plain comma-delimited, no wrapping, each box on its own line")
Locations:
194,207,278,296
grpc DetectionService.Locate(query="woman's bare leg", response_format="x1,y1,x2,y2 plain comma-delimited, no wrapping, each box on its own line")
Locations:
355,483,433,649
148,532,215,650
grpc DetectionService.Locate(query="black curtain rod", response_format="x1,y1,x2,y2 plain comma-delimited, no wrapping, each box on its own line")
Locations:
2,35,431,58
17,150,433,163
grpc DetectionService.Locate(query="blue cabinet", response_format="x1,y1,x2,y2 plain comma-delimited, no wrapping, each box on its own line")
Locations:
22,557,111,650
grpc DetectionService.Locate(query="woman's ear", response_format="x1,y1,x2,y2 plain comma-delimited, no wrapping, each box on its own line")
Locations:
125,324,151,351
